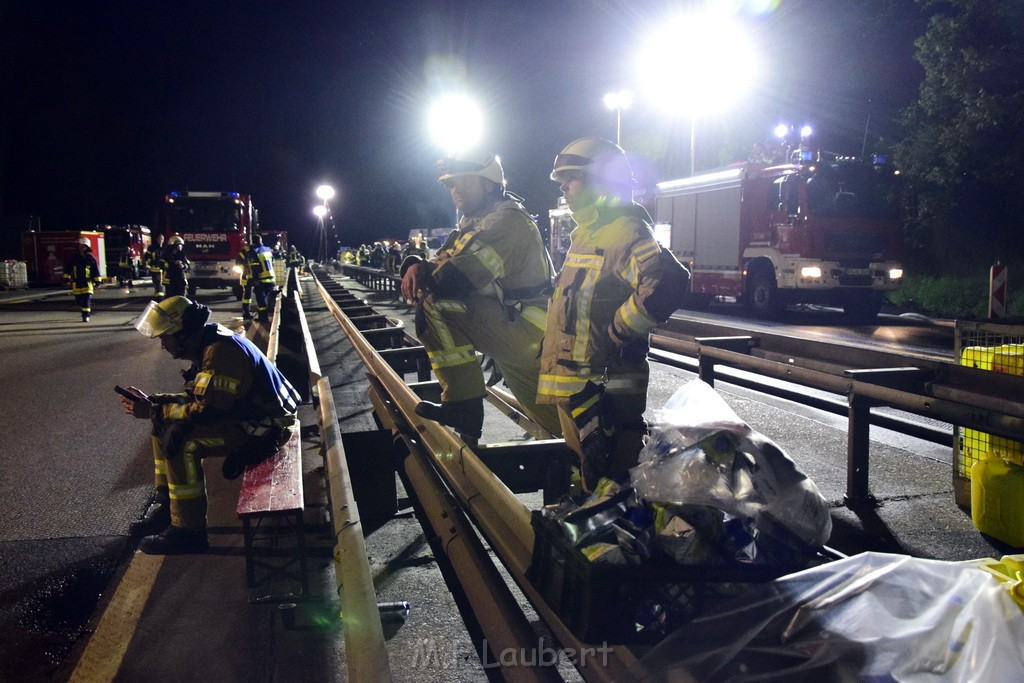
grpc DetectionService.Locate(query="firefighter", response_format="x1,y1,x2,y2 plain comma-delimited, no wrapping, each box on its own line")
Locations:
160,235,190,298
144,233,164,297
400,150,561,443
64,237,103,322
117,247,134,290
287,245,306,271
117,296,300,554
237,241,254,322
247,233,276,322
539,137,690,491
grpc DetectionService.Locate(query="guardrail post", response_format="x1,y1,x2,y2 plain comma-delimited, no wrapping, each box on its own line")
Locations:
846,392,877,507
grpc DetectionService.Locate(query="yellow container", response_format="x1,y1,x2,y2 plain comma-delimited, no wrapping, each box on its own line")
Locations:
971,458,1024,547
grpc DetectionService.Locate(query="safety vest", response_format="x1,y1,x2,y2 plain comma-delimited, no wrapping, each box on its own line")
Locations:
248,245,276,284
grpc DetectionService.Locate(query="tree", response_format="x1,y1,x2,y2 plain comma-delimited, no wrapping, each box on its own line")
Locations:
896,0,1024,270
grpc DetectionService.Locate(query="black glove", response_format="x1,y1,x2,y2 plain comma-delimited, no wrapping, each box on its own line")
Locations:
608,324,647,363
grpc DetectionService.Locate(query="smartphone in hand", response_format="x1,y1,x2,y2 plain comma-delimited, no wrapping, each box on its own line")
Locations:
115,385,141,403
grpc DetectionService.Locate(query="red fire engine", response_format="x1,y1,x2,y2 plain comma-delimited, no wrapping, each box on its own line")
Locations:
102,224,151,279
654,152,905,319
159,191,256,299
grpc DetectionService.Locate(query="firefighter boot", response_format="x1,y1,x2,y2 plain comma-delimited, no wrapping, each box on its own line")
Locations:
414,397,484,443
128,486,171,537
138,525,209,555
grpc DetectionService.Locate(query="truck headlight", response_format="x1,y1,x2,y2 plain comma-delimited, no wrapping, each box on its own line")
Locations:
800,266,823,278
888,268,903,280
231,265,243,276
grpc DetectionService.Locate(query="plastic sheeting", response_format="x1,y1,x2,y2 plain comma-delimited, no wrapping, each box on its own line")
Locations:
639,552,1024,681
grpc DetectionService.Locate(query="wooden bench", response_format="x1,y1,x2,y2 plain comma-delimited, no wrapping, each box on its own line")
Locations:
236,420,308,602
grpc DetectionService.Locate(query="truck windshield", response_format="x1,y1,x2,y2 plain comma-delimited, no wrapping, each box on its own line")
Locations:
168,200,242,232
806,164,901,219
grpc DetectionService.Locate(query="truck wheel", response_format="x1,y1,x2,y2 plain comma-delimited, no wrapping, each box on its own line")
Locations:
842,292,883,322
745,267,781,318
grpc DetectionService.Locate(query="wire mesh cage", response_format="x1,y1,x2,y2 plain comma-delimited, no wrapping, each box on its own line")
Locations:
954,320,1024,507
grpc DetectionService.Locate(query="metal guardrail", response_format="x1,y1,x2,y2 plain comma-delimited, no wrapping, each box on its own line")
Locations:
310,265,644,682
652,321,1024,506
339,264,1024,508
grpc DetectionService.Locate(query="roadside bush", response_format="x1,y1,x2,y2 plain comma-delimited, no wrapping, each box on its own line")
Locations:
889,273,1024,319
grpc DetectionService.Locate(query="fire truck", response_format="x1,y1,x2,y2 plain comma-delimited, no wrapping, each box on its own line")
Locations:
159,191,256,299
654,152,905,319
101,224,151,279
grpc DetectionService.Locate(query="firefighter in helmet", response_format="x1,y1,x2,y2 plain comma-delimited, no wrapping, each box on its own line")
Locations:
145,233,165,297
117,296,300,554
539,137,689,491
64,237,103,322
400,150,562,443
160,235,190,298
246,234,277,322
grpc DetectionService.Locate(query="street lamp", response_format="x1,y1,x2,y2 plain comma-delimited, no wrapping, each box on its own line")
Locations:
428,93,484,222
427,93,483,155
637,11,757,175
313,184,337,262
603,89,633,146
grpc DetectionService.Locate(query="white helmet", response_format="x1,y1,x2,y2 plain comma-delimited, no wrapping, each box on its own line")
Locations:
169,235,185,246
134,296,193,338
436,151,505,187
79,237,91,247
551,137,633,188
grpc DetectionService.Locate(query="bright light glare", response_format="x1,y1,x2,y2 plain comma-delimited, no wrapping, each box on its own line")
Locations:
603,90,633,111
774,123,789,139
637,12,757,118
428,94,484,153
800,266,823,279
800,125,813,138
889,268,904,280
316,184,335,201
312,205,328,218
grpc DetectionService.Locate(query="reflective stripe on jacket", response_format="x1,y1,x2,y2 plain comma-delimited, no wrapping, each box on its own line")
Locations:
429,197,551,307
157,324,300,427
63,254,103,294
248,245,276,284
537,201,678,402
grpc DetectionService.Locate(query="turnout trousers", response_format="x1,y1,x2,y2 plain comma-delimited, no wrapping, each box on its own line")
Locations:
149,421,252,529
555,390,647,487
418,292,561,436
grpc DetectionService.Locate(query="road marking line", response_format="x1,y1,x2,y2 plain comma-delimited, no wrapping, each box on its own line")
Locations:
68,552,164,683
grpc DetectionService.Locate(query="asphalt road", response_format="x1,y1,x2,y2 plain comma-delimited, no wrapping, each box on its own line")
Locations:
0,285,243,681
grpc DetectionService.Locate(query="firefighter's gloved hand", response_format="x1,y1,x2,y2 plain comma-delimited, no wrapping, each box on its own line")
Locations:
481,355,504,387
608,325,648,364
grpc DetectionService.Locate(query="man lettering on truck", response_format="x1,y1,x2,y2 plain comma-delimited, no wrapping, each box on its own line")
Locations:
539,137,689,491
117,296,300,554
400,150,561,443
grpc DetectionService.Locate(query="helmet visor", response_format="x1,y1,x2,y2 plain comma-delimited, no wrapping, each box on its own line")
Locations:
133,301,183,338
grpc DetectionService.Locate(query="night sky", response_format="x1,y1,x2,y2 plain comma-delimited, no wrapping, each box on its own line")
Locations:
1,0,925,256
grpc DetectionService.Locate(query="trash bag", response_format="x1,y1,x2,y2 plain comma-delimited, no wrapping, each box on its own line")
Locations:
631,379,832,550
639,551,1024,681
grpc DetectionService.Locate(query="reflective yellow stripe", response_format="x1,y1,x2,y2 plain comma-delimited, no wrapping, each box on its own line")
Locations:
165,405,189,420
520,305,547,330
619,296,657,335
472,244,504,278
210,375,240,395
427,345,477,369
569,392,601,419
193,372,211,392
633,238,660,262
563,253,602,270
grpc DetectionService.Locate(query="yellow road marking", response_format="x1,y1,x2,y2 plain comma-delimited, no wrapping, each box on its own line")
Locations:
68,552,164,683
